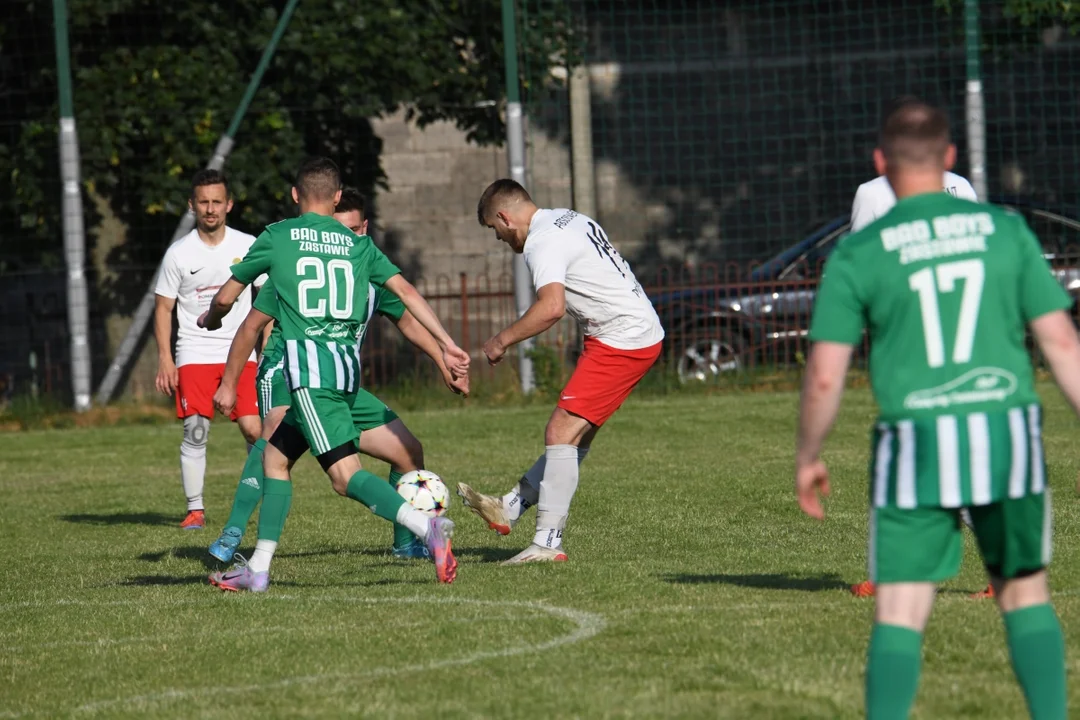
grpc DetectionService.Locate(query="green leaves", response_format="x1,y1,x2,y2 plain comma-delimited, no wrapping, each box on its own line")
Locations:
0,0,574,272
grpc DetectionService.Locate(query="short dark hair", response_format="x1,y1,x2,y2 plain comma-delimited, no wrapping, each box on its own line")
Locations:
881,95,923,126
336,187,367,219
191,168,229,198
476,178,532,226
879,101,951,167
295,157,341,201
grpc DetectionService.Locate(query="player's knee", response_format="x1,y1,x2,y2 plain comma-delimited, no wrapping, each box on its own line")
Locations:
238,416,261,444
181,415,210,455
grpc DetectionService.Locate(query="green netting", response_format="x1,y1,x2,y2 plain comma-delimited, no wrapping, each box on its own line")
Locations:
520,0,1080,276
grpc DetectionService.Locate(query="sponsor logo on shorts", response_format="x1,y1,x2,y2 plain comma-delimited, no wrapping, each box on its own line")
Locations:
903,367,1018,410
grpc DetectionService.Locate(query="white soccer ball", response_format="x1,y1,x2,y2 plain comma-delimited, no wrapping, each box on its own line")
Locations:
395,470,450,517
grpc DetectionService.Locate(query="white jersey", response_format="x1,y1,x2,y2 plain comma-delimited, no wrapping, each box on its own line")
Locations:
154,226,264,367
523,209,664,350
850,172,978,232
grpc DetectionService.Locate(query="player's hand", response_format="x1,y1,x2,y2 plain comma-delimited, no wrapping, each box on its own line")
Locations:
442,345,471,378
795,458,831,520
197,310,222,331
213,383,237,417
483,335,507,366
442,367,470,397
155,358,178,396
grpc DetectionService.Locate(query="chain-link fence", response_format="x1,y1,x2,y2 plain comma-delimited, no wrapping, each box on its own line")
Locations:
3,0,1079,405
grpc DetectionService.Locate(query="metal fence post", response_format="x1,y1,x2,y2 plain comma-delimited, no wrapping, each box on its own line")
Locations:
964,0,988,202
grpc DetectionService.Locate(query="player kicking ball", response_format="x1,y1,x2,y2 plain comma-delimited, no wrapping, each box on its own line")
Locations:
206,187,468,564
797,100,1070,719
457,180,663,563
198,158,470,589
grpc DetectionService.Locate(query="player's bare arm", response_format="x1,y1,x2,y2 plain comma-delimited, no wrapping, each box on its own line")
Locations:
198,277,249,331
394,310,469,396
795,341,854,520
213,307,273,417
1031,310,1080,415
153,294,179,396
483,283,566,365
382,273,470,377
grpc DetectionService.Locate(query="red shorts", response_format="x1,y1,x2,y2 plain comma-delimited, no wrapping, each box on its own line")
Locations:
558,336,662,426
175,362,258,421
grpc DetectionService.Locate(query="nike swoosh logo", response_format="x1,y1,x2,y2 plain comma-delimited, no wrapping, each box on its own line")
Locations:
190,268,203,275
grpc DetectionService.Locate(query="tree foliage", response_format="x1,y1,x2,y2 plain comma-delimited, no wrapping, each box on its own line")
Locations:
0,0,574,279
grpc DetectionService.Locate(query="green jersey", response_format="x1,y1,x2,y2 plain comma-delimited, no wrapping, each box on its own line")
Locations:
810,193,1070,507
254,276,405,378
232,213,401,392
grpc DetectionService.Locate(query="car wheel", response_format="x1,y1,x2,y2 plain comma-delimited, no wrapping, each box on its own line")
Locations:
676,329,745,384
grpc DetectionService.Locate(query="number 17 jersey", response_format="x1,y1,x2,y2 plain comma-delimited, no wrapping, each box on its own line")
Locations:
810,193,1071,507
231,212,401,392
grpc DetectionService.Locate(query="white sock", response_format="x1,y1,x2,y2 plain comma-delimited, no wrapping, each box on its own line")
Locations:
533,444,580,549
180,415,209,511
505,447,590,524
396,504,431,541
247,539,277,573
960,508,974,529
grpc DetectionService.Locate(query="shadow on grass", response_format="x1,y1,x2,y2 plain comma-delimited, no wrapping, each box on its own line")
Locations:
60,512,178,527
452,546,522,563
117,575,207,587
660,572,850,592
138,546,219,570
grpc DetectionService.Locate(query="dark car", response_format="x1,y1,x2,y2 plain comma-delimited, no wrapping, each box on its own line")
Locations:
652,197,1080,385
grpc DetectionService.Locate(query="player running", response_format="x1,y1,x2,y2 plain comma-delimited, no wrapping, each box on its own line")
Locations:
847,97,990,599
198,157,469,589
153,169,264,529
797,101,1071,719
206,187,468,564
457,180,663,563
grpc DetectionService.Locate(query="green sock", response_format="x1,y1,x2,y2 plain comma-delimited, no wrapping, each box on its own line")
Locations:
346,469,407,523
257,477,293,543
1004,604,1067,720
866,624,923,720
389,470,418,549
223,439,267,534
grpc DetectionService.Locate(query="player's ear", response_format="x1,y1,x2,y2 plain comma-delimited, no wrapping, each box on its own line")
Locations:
188,196,194,213
360,220,369,235
872,148,887,177
291,186,299,204
225,197,234,214
333,189,342,206
944,143,957,171
496,209,511,228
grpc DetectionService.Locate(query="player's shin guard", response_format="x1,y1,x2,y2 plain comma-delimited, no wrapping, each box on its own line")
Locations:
866,624,922,720
180,415,209,511
534,445,580,549
388,469,417,549
223,438,267,533
248,478,292,573
1004,604,1067,720
346,470,408,523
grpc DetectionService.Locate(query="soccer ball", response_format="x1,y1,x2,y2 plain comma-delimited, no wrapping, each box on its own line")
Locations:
394,470,450,517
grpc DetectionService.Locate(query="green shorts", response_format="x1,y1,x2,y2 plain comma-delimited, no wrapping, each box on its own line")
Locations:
870,491,1053,584
282,387,400,458
256,358,291,419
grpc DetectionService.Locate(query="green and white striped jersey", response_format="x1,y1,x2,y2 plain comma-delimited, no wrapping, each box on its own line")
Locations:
810,193,1070,507
231,212,401,393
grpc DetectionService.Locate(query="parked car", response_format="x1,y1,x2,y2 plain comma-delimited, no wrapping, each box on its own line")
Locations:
652,197,1080,385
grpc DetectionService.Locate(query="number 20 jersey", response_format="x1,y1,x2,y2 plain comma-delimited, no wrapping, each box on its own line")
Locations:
523,209,664,350
231,212,401,392
810,193,1071,508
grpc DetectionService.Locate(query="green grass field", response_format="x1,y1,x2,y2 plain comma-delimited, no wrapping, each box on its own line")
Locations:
2,387,1080,718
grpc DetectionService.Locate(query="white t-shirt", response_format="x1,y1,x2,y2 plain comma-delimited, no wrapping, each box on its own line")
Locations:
850,172,978,232
523,209,664,350
154,226,264,367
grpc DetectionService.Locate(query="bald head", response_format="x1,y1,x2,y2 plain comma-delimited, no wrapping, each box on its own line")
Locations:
879,101,951,169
